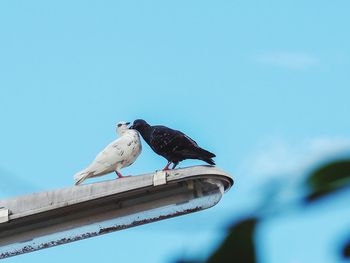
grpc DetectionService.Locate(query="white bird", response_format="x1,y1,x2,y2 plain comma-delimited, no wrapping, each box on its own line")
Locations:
74,121,142,185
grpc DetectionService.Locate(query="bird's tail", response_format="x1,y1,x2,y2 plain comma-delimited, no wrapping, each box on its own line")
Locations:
202,157,215,165
196,147,216,165
74,170,92,185
74,162,111,185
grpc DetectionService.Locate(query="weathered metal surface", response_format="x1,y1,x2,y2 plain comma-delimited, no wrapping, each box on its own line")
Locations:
0,208,9,224
0,206,204,259
153,170,168,186
0,165,233,259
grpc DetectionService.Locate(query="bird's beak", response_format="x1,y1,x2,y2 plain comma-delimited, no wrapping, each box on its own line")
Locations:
126,122,130,126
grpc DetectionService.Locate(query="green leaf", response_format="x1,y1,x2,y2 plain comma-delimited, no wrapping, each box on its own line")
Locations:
305,160,350,202
206,217,258,263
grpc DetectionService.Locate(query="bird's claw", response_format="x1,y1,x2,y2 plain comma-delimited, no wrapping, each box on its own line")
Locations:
118,175,132,179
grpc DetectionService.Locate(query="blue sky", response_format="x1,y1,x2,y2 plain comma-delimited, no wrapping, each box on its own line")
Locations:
0,0,350,262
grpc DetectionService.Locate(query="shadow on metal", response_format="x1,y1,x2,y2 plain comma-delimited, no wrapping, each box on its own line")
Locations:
0,165,233,259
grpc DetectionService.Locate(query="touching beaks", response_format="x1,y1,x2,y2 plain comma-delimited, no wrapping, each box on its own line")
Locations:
126,122,131,126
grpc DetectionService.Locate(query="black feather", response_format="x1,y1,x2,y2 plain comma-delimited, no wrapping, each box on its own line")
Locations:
131,119,216,168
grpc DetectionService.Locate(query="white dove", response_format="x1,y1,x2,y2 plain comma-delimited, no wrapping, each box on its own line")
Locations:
74,121,142,185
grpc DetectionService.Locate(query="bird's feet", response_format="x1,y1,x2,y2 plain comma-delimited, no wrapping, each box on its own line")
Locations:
115,171,131,179
162,162,171,171
171,162,179,169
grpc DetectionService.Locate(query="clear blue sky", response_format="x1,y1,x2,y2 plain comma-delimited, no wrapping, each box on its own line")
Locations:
0,1,349,262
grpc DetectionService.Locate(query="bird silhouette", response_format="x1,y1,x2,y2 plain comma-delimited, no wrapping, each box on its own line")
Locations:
74,121,142,185
130,119,215,170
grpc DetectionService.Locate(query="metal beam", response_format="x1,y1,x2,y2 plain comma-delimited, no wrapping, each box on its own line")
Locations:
0,165,233,259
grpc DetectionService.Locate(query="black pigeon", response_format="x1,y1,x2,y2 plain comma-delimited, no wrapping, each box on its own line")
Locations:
130,119,216,170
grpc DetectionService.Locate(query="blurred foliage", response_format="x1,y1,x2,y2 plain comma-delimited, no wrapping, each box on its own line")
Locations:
175,158,350,263
342,238,350,259
305,160,350,202
175,260,201,263
206,218,258,263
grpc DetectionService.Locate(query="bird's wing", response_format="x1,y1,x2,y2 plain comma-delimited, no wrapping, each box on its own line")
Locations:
74,133,141,185
94,136,128,165
150,126,198,154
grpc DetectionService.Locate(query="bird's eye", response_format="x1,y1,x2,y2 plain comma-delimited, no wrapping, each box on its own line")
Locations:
117,123,122,127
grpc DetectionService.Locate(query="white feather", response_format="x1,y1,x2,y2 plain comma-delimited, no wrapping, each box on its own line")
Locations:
74,123,142,185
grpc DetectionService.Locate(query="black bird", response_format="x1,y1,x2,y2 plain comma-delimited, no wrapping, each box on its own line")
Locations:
130,119,216,170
